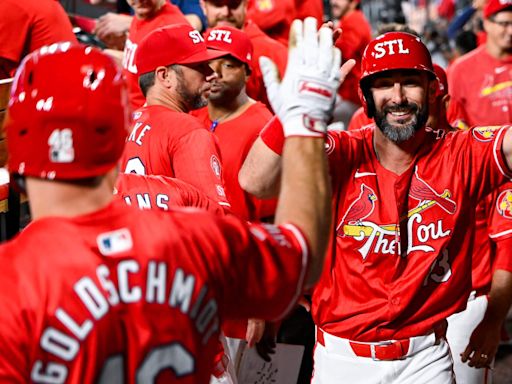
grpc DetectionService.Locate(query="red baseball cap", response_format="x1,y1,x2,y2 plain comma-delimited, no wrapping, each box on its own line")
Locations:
204,26,253,66
135,24,230,75
483,0,512,18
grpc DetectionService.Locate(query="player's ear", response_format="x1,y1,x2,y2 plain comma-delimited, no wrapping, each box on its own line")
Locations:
155,66,174,88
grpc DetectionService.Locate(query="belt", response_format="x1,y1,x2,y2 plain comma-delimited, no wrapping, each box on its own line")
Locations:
316,321,447,361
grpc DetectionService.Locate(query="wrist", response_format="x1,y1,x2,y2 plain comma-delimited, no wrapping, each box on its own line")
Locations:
283,115,326,138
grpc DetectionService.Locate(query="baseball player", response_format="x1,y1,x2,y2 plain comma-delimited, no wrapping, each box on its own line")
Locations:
193,26,274,221
240,31,512,383
119,24,231,210
200,0,288,111
447,0,512,127
0,15,342,382
0,0,77,78
246,0,295,46
120,0,189,110
115,173,225,215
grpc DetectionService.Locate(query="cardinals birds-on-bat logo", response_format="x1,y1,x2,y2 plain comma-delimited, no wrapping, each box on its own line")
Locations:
338,184,377,232
409,168,457,214
497,189,512,219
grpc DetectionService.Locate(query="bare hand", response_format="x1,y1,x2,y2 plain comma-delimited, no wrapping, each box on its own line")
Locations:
246,318,265,347
461,318,501,369
94,13,132,41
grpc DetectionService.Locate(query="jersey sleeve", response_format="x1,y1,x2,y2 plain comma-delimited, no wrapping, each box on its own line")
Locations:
172,178,226,216
493,236,512,273
457,126,512,201
259,116,285,155
0,3,30,64
0,250,31,383
194,214,310,321
172,128,231,210
488,184,512,273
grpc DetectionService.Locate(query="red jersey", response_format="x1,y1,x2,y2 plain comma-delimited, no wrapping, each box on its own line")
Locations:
260,119,512,341
335,10,372,106
0,0,77,78
192,102,275,221
115,173,225,215
295,0,324,25
243,20,288,111
0,200,309,383
471,183,512,294
120,105,231,210
122,3,188,110
247,0,295,47
447,45,512,126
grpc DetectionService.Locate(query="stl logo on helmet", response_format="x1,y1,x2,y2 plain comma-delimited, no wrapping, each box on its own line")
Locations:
372,39,410,59
207,30,233,44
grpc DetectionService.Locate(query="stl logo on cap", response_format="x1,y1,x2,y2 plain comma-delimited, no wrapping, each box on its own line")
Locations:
372,39,410,59
189,30,205,44
497,189,512,219
207,30,233,44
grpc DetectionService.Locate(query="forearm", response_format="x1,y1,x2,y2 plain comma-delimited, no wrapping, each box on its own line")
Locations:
483,269,512,327
275,136,331,287
239,137,282,198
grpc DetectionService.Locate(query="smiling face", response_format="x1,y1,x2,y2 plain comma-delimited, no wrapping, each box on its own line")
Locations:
370,69,431,143
201,0,247,29
484,10,512,56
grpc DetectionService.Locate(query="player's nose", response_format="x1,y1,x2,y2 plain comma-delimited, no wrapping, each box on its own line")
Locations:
391,82,406,104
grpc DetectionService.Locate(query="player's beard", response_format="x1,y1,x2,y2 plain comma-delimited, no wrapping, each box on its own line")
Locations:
175,79,208,111
374,102,428,143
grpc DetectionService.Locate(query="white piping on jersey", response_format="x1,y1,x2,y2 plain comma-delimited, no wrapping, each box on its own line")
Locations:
354,171,377,178
493,126,512,178
489,228,512,239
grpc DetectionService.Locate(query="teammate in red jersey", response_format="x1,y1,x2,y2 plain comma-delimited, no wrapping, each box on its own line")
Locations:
120,24,231,210
0,0,77,79
115,173,224,215
447,0,512,126
0,16,342,382
246,0,295,47
200,0,288,111
241,31,512,383
121,0,189,110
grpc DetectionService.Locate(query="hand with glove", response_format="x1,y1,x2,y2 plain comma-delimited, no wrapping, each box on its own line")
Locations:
259,17,355,137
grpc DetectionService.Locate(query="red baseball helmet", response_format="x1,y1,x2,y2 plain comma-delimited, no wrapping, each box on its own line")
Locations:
358,32,436,117
6,43,129,182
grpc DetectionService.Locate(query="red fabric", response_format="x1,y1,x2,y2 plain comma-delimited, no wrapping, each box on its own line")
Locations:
437,0,456,21
122,3,188,110
260,116,285,155
192,102,276,221
120,105,231,210
336,10,372,106
247,0,295,46
312,125,512,341
472,183,512,294
0,0,76,77
295,0,324,24
447,45,512,126
115,173,225,215
0,200,309,382
243,21,288,111
347,107,373,131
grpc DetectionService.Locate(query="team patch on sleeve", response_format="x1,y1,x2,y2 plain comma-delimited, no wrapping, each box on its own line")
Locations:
497,189,512,219
210,155,222,179
472,126,502,142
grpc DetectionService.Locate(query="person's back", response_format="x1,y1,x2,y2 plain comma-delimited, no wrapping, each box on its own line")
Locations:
0,0,77,78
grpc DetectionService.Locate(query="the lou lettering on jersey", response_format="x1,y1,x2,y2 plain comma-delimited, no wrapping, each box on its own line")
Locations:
31,258,219,383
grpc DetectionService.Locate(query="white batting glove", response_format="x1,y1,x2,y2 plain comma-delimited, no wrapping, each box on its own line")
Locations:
260,17,341,138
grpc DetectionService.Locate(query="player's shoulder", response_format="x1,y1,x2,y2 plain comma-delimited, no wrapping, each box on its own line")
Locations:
242,101,273,124
449,45,486,71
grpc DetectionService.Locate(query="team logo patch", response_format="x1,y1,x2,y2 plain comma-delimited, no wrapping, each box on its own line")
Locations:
132,111,142,120
472,126,501,142
97,228,133,256
497,189,512,219
210,155,222,178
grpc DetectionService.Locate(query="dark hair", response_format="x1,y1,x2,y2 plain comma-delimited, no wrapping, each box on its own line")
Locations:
138,64,180,97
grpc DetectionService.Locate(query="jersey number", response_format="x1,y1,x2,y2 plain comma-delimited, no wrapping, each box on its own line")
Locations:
98,343,194,382
124,157,146,175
